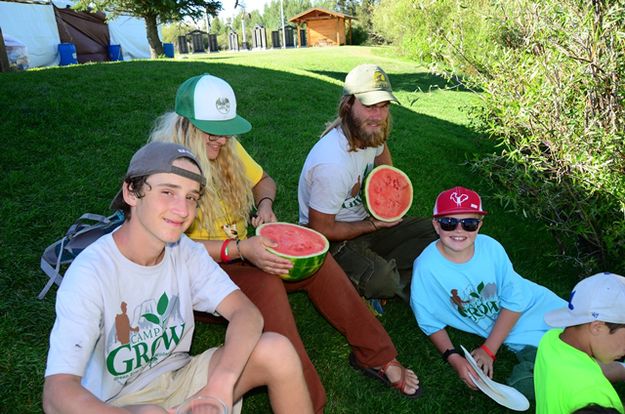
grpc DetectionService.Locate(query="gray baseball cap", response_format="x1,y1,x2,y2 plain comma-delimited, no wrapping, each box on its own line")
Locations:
110,142,206,210
343,64,398,105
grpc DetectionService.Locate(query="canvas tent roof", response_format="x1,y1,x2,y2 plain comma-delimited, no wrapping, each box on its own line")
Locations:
0,0,151,68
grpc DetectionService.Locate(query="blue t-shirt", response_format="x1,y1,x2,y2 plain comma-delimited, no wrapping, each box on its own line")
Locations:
410,234,565,351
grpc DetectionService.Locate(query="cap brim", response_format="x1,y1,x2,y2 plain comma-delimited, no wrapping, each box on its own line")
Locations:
544,307,591,328
433,209,488,218
354,90,399,106
190,115,252,136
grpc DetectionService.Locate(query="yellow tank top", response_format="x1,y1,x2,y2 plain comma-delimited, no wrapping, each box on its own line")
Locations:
186,139,263,241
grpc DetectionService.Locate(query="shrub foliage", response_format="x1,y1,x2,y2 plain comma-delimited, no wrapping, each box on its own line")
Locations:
374,0,625,272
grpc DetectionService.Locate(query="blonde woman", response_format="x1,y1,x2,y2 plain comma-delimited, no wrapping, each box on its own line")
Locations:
150,74,422,413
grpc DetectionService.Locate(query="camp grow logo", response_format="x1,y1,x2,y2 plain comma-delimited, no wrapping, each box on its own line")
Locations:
106,292,185,377
450,282,499,323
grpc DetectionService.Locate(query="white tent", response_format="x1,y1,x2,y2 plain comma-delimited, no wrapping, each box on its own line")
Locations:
108,15,152,62
0,0,151,68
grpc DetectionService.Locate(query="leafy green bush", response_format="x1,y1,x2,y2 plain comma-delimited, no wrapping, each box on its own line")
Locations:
372,0,497,77
373,0,625,272
472,1,625,272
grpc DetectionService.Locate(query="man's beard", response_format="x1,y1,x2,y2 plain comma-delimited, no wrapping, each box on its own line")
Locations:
346,111,389,149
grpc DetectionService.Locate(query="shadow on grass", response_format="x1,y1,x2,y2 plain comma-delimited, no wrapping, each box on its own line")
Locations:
0,59,557,414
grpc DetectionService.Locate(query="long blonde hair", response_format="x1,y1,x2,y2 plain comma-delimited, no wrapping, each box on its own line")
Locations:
149,112,254,236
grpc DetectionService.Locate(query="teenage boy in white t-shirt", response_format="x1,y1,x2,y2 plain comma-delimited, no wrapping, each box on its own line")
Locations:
42,142,313,414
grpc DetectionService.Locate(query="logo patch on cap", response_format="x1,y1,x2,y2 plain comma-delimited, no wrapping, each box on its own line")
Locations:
568,290,576,310
451,192,469,207
373,70,388,88
216,97,230,114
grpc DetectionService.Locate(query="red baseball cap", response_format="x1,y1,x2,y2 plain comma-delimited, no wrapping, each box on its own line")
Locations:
433,186,488,217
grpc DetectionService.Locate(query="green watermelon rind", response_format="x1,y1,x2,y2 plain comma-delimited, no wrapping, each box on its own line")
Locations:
363,165,413,222
256,222,329,282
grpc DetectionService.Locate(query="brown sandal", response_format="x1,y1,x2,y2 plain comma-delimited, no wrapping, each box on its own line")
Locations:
349,352,423,398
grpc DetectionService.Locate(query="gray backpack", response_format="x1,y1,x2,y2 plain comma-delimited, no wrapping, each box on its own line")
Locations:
38,211,125,299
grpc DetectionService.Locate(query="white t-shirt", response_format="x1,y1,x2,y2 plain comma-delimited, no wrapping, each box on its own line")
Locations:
298,127,384,224
45,233,239,402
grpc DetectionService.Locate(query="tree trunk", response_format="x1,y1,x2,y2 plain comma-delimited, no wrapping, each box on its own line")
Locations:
144,14,163,58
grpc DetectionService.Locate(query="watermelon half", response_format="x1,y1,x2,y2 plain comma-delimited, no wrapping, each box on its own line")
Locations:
256,222,329,281
364,165,413,222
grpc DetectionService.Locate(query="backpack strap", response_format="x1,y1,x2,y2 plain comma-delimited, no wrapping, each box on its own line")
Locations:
38,235,68,300
66,213,112,237
38,210,125,300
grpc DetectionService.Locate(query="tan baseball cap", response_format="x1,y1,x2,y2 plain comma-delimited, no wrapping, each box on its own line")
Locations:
343,64,398,105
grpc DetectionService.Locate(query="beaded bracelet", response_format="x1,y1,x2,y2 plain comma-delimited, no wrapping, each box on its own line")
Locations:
235,239,246,262
480,344,496,361
220,239,231,263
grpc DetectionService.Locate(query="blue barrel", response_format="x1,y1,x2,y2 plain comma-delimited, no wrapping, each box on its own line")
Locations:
108,44,123,61
163,43,174,58
58,43,77,66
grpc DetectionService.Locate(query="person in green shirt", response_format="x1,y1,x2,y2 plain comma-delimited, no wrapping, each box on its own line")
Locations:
535,272,625,414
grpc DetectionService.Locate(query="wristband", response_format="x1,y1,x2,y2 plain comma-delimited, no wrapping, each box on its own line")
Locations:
256,197,274,208
220,239,231,263
368,217,378,231
480,344,496,361
235,239,245,262
442,348,462,363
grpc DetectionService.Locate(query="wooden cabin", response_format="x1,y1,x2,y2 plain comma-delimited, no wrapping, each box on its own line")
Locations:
289,8,353,47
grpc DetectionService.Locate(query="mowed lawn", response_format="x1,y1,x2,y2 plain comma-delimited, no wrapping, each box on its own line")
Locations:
0,46,600,413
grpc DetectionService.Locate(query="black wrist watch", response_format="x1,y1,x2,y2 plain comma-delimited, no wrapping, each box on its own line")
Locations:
442,348,463,363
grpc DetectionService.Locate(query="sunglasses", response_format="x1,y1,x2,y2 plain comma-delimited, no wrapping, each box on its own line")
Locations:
207,134,230,142
436,217,481,232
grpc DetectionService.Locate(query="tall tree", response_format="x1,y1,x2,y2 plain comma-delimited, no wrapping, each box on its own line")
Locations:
73,0,222,57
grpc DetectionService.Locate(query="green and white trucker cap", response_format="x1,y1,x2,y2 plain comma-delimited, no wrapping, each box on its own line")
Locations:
175,74,252,136
343,64,398,106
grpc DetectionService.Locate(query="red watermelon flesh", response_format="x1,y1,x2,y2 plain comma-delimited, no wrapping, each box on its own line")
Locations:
256,222,329,281
259,223,327,256
364,165,413,222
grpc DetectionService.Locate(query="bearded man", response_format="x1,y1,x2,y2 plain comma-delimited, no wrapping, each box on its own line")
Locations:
298,64,436,304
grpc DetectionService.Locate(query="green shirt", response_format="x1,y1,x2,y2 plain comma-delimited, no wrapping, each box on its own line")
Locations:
535,328,624,414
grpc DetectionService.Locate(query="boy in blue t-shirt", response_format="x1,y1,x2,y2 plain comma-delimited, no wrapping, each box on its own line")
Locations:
410,186,566,398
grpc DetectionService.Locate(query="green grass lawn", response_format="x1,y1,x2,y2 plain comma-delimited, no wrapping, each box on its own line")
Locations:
0,46,595,413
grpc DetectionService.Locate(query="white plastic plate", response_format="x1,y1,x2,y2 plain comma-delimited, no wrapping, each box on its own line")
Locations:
460,345,530,411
